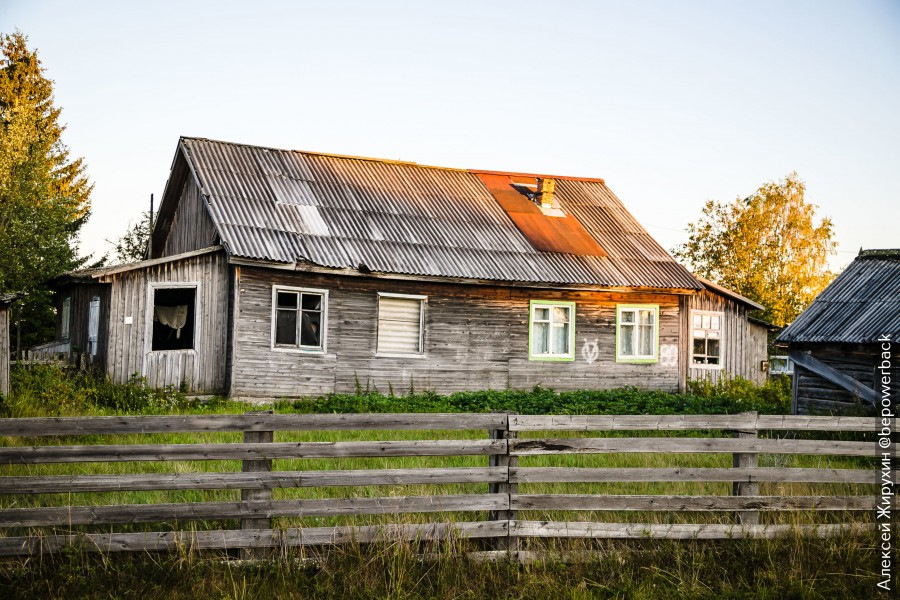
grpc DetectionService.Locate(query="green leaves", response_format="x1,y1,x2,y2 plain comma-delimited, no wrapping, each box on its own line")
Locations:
0,30,93,348
674,173,836,327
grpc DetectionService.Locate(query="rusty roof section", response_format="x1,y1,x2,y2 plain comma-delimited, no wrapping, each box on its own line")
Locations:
162,137,700,290
777,249,900,344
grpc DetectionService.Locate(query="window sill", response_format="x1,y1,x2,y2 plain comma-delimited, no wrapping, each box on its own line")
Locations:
271,346,327,355
691,363,723,370
150,349,196,354
529,355,575,362
375,352,427,359
616,356,658,364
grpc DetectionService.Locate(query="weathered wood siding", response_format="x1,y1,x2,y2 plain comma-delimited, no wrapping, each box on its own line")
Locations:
103,251,228,392
792,343,882,414
229,267,684,398
681,290,767,386
0,305,9,397
160,178,218,257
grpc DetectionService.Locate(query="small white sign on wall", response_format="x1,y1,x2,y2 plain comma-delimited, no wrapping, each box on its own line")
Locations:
124,316,133,325
659,344,678,367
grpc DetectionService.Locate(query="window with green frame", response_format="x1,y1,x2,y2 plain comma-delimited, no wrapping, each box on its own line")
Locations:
616,304,659,363
529,300,575,361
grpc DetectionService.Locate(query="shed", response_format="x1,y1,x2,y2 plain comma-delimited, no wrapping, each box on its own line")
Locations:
777,249,900,414
0,293,23,398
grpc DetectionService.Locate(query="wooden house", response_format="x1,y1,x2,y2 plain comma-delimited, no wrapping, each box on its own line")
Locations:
777,249,900,414
49,137,769,398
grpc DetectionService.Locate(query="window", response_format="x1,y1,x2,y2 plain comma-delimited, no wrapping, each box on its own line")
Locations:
60,296,71,340
529,300,575,361
272,287,327,352
691,311,723,367
152,287,196,351
376,293,425,356
616,305,658,362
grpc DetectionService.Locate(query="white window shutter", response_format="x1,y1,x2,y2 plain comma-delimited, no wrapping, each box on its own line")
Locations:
377,297,423,354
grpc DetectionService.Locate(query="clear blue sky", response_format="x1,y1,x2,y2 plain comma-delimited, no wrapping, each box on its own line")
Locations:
4,0,899,269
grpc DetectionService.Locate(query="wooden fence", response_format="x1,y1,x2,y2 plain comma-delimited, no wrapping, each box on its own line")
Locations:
0,411,889,558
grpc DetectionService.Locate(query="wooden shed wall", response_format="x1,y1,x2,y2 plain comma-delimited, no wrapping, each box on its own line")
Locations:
680,290,767,386
103,251,229,392
792,343,880,414
160,178,218,257
0,305,9,397
229,267,684,398
55,283,111,367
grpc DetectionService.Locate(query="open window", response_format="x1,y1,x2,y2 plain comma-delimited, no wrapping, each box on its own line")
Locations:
529,300,575,361
151,287,196,351
376,293,425,356
616,304,658,363
272,286,327,352
691,310,723,367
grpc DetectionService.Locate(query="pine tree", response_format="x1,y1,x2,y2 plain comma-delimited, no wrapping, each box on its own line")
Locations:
0,30,93,351
674,172,836,327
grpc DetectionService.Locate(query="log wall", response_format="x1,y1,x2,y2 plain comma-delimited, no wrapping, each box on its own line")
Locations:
230,267,685,398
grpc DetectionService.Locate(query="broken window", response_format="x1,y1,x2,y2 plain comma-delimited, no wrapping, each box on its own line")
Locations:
691,311,723,367
273,287,327,351
152,287,196,351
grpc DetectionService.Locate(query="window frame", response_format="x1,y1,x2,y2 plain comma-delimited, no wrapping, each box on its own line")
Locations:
690,309,724,369
270,285,329,354
60,296,72,341
615,304,659,363
145,282,201,355
528,300,576,362
375,292,427,359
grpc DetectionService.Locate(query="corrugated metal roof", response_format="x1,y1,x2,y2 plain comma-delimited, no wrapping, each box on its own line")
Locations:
178,137,701,289
777,251,900,344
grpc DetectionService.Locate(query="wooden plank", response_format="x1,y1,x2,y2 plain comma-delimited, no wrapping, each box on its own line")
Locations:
241,421,273,543
508,437,873,457
0,467,509,494
789,351,879,405
510,494,877,511
510,521,876,539
732,414,759,525
511,467,886,484
0,521,509,555
0,495,507,527
509,414,880,432
0,439,507,464
0,413,509,437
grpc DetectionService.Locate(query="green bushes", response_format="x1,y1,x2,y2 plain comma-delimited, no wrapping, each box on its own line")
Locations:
3,365,792,418
2,365,193,416
283,376,792,416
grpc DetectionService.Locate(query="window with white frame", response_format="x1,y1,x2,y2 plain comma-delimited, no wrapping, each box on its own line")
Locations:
377,293,425,355
152,287,196,351
529,300,575,361
273,287,327,351
60,296,71,340
616,305,658,362
691,310,723,367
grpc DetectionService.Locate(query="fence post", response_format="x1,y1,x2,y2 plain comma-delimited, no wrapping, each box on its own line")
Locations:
732,410,759,525
241,410,274,559
489,412,518,557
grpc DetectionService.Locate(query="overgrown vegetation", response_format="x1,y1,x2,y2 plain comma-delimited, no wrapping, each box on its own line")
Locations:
0,534,885,600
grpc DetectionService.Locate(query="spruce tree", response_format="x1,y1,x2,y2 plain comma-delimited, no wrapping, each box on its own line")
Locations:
0,30,93,351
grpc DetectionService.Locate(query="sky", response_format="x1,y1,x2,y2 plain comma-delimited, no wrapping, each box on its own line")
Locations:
3,0,899,270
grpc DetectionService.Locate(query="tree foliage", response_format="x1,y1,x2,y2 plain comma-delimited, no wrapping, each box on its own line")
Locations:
106,210,153,265
674,173,836,327
0,31,92,349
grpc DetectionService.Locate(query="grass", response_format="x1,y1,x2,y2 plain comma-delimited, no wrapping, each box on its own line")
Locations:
0,366,888,598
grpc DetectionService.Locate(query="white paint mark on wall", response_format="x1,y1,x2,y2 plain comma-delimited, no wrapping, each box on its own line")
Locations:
582,338,600,364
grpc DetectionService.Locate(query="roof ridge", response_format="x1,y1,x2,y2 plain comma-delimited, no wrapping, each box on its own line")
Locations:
179,136,606,181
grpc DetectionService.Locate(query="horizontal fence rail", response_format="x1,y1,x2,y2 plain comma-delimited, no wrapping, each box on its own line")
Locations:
0,411,883,557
